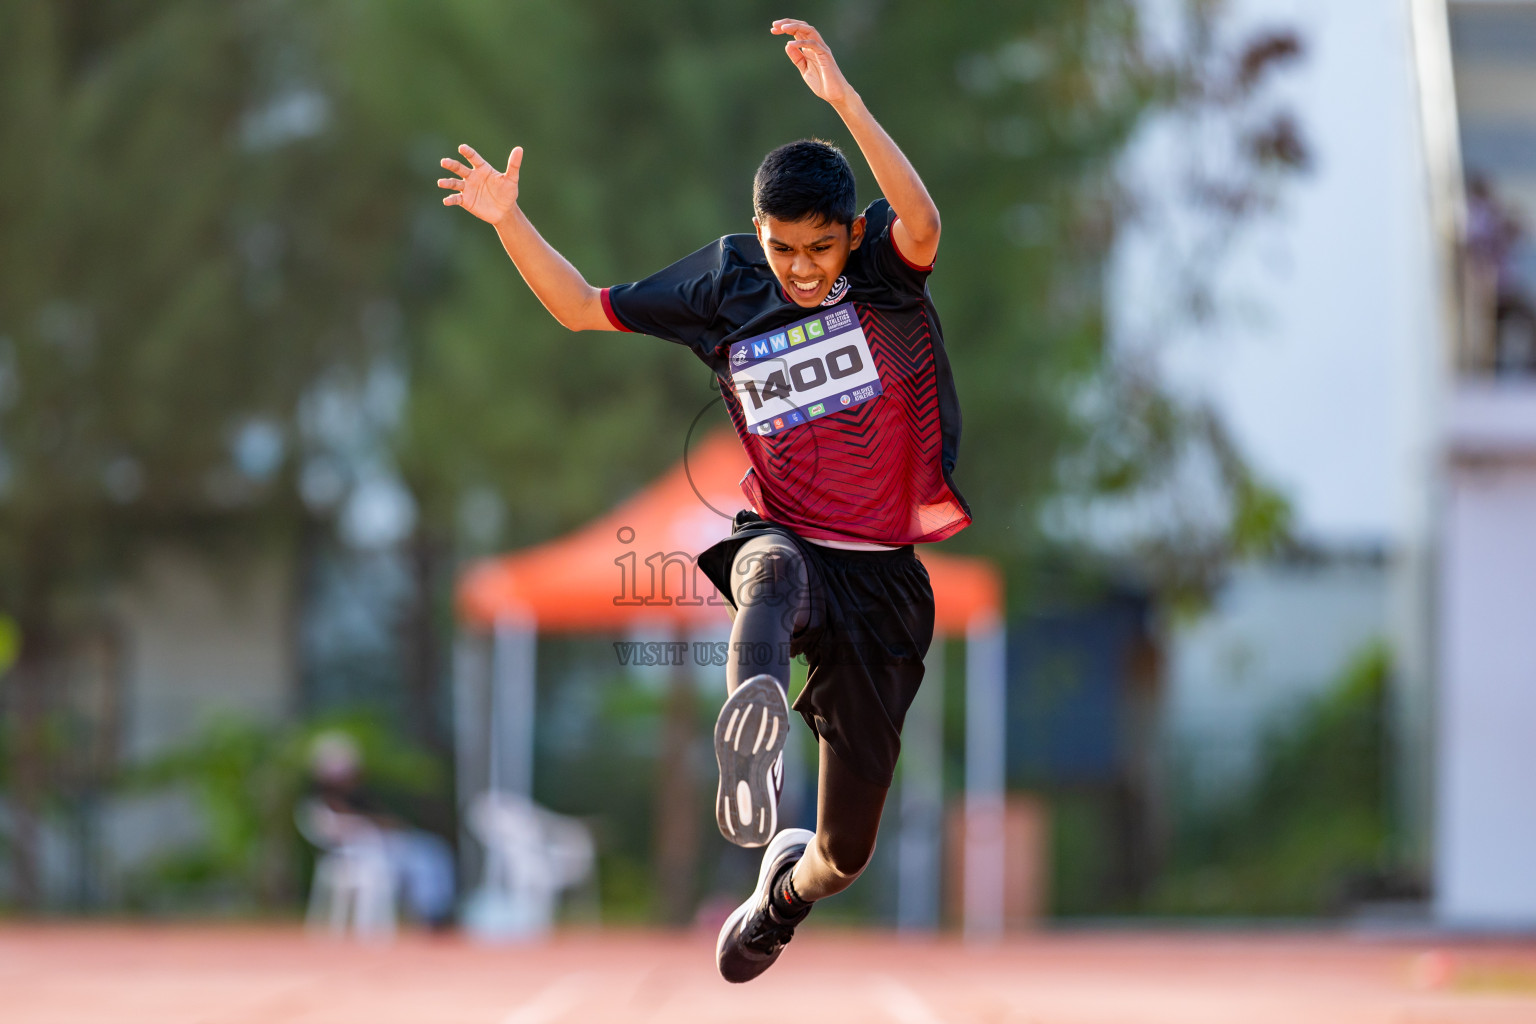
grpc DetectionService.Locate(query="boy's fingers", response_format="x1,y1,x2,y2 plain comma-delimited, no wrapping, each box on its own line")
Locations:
507,145,524,173
774,19,823,42
459,144,487,167
443,194,460,206
788,40,827,66
441,158,472,177
437,178,465,191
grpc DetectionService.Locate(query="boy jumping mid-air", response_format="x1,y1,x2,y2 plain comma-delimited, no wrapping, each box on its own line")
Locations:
439,18,969,982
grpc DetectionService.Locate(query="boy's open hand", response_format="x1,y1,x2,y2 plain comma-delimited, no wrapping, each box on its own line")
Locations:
439,144,521,225
772,19,853,107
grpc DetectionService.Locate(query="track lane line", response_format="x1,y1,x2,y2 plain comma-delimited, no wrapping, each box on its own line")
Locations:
499,971,590,1024
872,973,949,1024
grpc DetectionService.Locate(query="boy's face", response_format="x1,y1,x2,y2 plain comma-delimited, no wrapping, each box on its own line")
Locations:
754,214,865,307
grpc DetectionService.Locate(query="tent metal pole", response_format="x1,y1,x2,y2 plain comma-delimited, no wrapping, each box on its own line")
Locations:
452,628,489,886
492,611,537,799
898,633,945,932
964,617,1007,941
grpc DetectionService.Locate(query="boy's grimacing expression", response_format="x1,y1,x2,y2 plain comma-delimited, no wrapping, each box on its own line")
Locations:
755,213,866,307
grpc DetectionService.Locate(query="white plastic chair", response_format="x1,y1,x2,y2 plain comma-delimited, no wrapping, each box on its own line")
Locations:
296,799,397,940
464,792,595,938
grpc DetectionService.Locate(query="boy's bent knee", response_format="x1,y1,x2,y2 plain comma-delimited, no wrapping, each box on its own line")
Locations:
733,544,805,603
739,547,794,583
815,832,875,883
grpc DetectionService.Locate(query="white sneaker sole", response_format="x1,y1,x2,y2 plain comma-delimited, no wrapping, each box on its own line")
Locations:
714,674,790,848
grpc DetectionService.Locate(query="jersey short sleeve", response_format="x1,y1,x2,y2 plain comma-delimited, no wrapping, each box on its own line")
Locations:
602,239,726,360
859,198,934,297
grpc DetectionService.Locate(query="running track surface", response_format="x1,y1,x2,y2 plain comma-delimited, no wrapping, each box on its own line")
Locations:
3,925,1536,1023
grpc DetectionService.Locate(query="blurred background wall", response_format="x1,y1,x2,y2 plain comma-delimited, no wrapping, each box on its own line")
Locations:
1101,0,1452,918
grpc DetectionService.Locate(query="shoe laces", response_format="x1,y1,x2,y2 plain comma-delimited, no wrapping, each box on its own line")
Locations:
741,901,802,956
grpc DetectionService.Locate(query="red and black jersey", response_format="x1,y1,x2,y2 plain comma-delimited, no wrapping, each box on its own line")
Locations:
601,199,970,545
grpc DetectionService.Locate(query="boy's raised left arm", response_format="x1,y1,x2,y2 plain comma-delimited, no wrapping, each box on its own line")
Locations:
772,18,940,268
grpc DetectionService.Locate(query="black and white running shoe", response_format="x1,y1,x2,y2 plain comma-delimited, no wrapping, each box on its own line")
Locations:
716,827,815,984
714,673,790,847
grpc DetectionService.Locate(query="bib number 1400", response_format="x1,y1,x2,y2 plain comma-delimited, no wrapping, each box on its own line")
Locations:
727,302,884,437
739,344,866,410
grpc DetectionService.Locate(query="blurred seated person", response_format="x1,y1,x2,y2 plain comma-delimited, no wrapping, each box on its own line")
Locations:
1467,173,1536,375
307,730,457,929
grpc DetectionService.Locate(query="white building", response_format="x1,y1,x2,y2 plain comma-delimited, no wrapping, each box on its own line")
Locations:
1113,0,1449,854
1117,0,1536,928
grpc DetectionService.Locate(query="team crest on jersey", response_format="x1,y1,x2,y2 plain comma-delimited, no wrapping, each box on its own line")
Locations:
821,276,849,306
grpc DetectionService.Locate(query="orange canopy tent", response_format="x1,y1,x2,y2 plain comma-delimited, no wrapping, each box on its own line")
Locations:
458,430,1001,632
453,430,1008,938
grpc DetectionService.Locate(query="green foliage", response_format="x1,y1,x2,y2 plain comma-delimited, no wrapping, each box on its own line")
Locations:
1046,792,1120,916
1229,474,1295,560
0,1,409,603
0,0,418,908
121,712,444,912
1147,643,1393,916
0,616,17,675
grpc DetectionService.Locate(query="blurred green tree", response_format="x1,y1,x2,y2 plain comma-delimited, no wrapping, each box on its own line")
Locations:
0,0,411,907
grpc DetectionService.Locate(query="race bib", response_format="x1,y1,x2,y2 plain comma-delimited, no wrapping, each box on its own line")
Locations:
727,303,883,438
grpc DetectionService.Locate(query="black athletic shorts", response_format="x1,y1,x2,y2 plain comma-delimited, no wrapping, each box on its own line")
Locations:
696,510,936,788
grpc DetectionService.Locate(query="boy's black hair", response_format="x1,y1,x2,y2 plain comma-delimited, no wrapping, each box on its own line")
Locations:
752,139,858,228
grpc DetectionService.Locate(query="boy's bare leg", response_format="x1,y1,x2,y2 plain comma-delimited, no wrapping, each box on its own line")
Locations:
787,736,887,901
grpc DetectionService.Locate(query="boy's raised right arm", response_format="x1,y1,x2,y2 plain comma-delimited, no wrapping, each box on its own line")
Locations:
439,144,617,332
